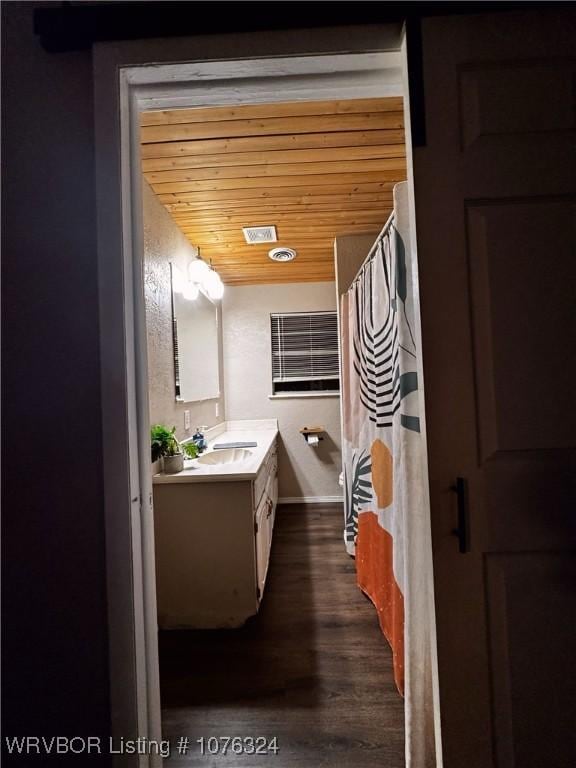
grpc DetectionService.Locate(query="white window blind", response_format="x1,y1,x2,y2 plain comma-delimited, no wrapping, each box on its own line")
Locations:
270,311,340,392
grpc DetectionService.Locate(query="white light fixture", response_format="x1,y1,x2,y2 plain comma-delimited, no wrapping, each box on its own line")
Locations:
204,267,224,300
188,258,210,284
182,256,224,301
182,281,199,301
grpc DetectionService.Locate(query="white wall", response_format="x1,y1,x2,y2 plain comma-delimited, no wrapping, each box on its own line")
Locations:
143,181,225,441
223,282,342,500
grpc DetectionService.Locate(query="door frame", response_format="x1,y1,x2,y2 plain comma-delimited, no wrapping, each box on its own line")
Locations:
93,24,435,766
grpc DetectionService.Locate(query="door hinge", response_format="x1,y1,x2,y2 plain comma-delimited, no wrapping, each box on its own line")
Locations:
256,586,261,600
254,521,258,534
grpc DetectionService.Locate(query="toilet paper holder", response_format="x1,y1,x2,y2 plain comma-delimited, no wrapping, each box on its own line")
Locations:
300,426,325,444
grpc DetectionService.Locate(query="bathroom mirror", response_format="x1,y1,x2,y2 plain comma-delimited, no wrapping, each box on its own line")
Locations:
170,264,220,402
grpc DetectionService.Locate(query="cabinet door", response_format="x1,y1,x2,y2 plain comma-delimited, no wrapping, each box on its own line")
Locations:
253,442,277,509
266,456,278,531
255,492,272,599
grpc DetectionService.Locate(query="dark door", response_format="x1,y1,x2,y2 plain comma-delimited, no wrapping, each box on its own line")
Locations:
413,10,576,767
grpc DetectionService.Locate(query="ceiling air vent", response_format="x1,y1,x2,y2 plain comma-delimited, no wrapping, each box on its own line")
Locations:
242,225,277,244
268,247,297,262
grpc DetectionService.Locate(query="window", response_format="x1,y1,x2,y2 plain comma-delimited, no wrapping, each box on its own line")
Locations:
270,311,340,395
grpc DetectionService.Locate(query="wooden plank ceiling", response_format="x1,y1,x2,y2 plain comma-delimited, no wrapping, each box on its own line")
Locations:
141,97,406,285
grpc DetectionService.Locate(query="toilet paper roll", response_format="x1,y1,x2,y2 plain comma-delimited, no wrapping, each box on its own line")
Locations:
307,435,319,447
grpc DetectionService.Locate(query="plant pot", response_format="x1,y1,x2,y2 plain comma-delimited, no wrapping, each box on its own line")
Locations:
163,454,184,474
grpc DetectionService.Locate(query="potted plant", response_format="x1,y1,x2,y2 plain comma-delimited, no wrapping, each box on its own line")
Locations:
151,424,184,474
182,441,199,459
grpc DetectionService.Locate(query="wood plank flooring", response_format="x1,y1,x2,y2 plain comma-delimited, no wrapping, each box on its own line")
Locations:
159,503,405,766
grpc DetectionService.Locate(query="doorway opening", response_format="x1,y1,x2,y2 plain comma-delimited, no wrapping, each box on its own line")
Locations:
95,24,440,767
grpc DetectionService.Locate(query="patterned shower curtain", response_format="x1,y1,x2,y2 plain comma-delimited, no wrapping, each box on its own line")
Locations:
341,183,438,767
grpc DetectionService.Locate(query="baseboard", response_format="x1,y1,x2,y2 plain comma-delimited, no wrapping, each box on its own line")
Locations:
278,496,344,504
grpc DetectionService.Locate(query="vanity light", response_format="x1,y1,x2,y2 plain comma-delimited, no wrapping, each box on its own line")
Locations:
204,267,225,300
184,256,224,300
188,258,210,284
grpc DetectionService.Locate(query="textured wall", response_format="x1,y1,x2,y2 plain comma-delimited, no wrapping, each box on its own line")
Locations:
222,282,342,499
143,181,225,441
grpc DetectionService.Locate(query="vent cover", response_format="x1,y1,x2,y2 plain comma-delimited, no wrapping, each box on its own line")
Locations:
242,225,277,244
268,247,297,262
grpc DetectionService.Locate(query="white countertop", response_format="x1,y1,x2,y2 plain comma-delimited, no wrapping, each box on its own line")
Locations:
153,419,278,484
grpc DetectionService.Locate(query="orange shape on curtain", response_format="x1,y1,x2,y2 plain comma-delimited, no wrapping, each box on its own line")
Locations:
371,439,393,508
356,512,405,696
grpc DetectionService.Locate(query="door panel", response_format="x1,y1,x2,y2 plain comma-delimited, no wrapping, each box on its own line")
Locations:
484,453,576,552
485,553,576,768
414,10,576,767
466,199,576,457
459,63,576,148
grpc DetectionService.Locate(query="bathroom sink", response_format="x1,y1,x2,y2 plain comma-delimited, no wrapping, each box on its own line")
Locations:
196,448,253,466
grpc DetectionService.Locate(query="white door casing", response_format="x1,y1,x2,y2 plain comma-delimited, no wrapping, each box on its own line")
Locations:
93,26,427,767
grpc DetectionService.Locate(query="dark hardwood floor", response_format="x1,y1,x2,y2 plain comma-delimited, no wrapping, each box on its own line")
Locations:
159,503,405,766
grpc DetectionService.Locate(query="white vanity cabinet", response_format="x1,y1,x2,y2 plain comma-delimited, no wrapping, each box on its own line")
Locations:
153,436,278,629
254,447,278,598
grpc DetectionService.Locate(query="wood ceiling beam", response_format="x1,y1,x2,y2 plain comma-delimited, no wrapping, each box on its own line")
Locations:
158,185,396,205
163,194,394,213
216,262,334,271
141,129,406,160
180,214,387,227
172,210,388,225
173,219,387,232
207,258,336,269
141,144,406,172
203,246,337,257
183,229,381,244
141,111,404,144
223,277,335,285
178,224,384,237
213,272,334,280
189,231,347,241
144,157,406,185
194,254,338,264
141,97,404,127
207,254,336,265
221,271,335,282
151,170,402,195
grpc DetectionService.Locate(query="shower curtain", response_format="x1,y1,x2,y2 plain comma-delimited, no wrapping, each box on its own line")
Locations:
341,183,438,767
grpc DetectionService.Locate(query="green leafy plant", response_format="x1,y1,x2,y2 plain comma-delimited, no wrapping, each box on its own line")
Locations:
151,424,181,463
182,441,199,459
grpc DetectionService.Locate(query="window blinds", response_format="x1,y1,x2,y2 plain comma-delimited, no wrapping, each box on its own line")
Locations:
271,311,340,383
